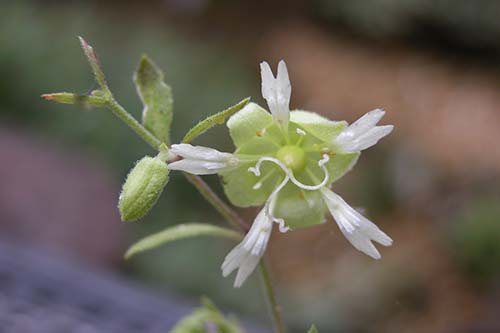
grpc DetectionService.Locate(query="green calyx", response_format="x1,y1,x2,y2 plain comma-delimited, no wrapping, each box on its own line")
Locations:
222,103,360,229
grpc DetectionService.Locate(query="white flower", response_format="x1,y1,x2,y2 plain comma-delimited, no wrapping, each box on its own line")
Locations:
221,154,334,287
168,144,239,175
222,207,274,288
321,188,392,259
260,60,291,127
333,109,393,153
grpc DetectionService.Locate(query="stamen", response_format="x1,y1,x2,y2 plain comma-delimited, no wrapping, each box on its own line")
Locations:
296,128,306,136
256,128,267,137
253,182,262,190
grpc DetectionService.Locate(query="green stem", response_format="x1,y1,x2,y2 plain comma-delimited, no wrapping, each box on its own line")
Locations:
106,97,284,332
106,98,162,150
183,173,248,232
260,260,286,333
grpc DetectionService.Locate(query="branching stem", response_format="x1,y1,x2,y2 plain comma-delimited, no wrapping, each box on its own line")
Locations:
105,97,284,333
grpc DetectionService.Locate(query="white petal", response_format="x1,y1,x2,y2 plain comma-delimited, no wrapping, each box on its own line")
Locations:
333,109,393,153
276,60,291,115
168,160,229,175
260,60,290,126
170,144,234,162
234,254,261,288
339,125,394,153
335,109,385,143
260,61,275,102
322,189,392,259
221,208,272,287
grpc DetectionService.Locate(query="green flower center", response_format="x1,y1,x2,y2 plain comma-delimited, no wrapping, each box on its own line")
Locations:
276,145,306,173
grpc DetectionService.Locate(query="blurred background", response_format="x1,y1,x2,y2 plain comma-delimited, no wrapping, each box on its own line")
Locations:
1,0,500,332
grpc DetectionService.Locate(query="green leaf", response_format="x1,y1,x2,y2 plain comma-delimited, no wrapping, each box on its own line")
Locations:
308,324,319,333
134,55,174,145
78,36,110,94
182,97,250,144
171,297,244,333
226,102,274,147
124,223,241,259
41,91,107,107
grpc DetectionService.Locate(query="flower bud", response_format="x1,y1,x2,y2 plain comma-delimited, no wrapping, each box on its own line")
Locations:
118,156,169,222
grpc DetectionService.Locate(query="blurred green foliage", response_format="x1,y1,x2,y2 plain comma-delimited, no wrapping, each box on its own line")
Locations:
0,0,265,322
171,297,243,333
450,196,500,286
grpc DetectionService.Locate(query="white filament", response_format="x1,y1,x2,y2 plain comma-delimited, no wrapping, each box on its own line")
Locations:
249,155,330,192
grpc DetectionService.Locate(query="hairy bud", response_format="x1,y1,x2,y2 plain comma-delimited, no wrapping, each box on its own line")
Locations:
118,156,169,222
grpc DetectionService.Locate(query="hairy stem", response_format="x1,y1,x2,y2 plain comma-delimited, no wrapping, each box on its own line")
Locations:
106,98,162,150
183,173,248,232
260,260,286,333
106,97,284,333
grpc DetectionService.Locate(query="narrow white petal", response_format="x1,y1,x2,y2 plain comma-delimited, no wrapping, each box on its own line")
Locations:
259,60,290,126
234,254,260,288
276,60,291,120
345,125,394,152
170,144,234,162
333,109,393,153
322,189,392,259
167,160,228,175
260,62,275,103
221,208,273,287
335,109,384,143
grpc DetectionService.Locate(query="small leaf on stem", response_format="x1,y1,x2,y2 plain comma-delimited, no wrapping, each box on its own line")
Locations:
182,97,250,144
124,223,241,259
41,91,107,107
78,36,110,94
134,55,174,145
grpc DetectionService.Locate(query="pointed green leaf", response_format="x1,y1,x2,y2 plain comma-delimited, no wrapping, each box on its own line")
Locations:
308,324,319,333
78,36,110,94
124,223,241,259
134,55,173,145
182,97,250,144
41,91,107,107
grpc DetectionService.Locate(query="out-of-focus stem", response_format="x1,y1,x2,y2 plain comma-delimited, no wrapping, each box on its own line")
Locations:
260,260,286,333
183,173,248,232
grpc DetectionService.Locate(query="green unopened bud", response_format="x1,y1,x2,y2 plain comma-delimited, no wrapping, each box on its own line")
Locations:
118,156,169,222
